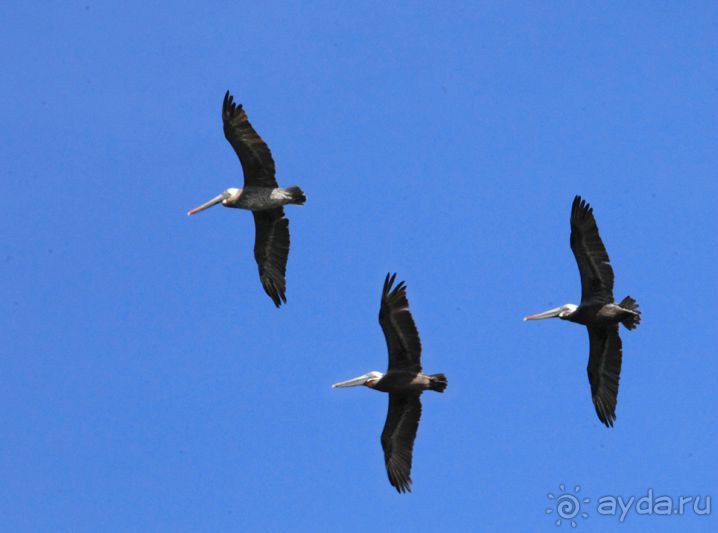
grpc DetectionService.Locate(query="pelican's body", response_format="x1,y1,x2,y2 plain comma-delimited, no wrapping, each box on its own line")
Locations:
565,302,637,327
188,91,306,307
206,186,305,212
525,196,641,427
369,370,439,394
333,274,448,493
532,301,639,328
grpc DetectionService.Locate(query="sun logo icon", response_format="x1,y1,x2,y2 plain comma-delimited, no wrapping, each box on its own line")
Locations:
545,484,590,528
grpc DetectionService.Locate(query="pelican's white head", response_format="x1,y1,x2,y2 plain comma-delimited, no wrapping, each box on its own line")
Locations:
524,303,578,321
187,188,242,215
222,188,241,205
332,371,384,389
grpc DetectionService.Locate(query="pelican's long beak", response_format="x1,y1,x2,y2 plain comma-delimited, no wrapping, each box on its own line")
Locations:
187,193,226,216
524,306,562,321
332,373,372,388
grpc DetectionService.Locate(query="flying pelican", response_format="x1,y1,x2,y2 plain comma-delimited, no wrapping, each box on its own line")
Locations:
333,274,448,493
188,91,306,307
524,196,641,427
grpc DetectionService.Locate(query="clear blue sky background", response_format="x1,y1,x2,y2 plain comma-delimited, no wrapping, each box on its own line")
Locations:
1,2,716,532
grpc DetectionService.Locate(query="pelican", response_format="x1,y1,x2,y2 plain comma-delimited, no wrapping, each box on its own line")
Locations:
524,196,641,427
333,274,448,493
188,91,306,307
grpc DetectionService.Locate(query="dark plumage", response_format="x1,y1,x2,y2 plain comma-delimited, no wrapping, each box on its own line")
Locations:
525,196,641,427
187,91,305,307
252,209,289,307
570,196,615,305
379,274,422,374
222,91,277,189
332,274,447,493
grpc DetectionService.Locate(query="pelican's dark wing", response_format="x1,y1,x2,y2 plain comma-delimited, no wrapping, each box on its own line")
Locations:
222,91,278,189
587,325,623,427
570,196,614,305
379,274,422,373
381,394,422,494
252,208,290,307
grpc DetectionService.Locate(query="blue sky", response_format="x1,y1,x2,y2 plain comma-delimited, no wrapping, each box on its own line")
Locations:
1,2,716,531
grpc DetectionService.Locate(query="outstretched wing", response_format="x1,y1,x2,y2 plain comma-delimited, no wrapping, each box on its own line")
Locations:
381,394,422,493
587,325,623,427
252,208,290,307
379,273,422,373
570,196,614,305
222,91,278,189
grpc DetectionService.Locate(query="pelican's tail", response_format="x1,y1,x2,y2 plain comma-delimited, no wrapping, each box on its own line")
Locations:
285,186,306,205
429,373,448,393
619,296,641,330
